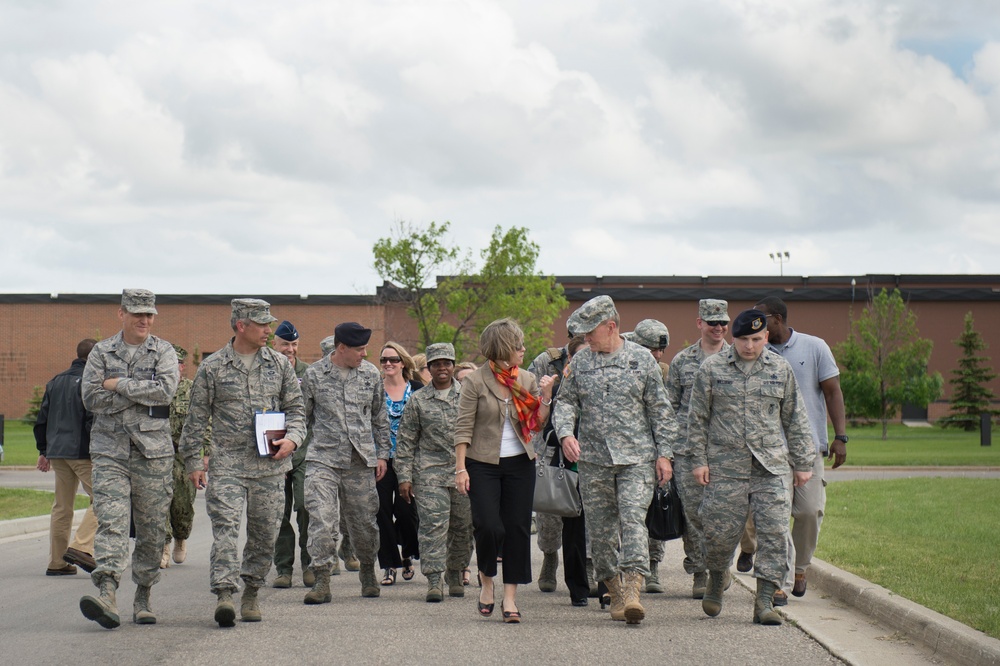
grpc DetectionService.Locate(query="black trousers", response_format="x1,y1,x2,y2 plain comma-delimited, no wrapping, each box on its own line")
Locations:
562,509,591,603
467,453,535,585
376,458,420,569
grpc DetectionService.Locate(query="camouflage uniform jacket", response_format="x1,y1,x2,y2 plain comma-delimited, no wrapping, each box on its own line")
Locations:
666,340,731,449
170,377,193,448
395,380,461,487
527,347,567,451
686,347,815,479
301,356,390,469
82,331,180,461
180,341,306,478
553,339,678,465
291,356,311,467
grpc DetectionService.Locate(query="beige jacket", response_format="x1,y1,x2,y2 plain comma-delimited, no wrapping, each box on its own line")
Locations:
454,364,542,464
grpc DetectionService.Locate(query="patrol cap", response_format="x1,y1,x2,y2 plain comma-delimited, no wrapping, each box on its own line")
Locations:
566,295,618,335
633,319,670,350
699,299,730,323
731,309,768,338
231,298,278,324
274,320,299,342
334,322,372,347
320,335,337,356
425,342,456,364
621,331,635,342
121,289,157,315
172,344,188,361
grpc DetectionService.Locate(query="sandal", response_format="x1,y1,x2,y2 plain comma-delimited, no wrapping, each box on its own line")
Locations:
477,573,495,617
462,568,472,586
401,558,415,581
381,568,396,586
500,601,521,624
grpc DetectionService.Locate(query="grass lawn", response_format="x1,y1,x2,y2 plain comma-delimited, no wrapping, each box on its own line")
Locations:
0,488,90,520
2,420,38,466
830,423,1000,467
817,478,1000,639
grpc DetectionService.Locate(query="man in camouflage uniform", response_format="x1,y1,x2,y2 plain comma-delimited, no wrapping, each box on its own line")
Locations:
181,299,306,627
666,299,732,599
630,318,671,594
687,309,814,625
271,320,315,588
163,345,207,568
301,322,390,604
554,296,678,625
79,289,180,629
395,343,471,602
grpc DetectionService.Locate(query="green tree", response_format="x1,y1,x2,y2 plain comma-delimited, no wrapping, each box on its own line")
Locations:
23,385,44,424
373,222,568,359
833,288,943,440
939,312,999,431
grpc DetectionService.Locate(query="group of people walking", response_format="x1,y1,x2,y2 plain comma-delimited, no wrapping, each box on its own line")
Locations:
39,286,845,631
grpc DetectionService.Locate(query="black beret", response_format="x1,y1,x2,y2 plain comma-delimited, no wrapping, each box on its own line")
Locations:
274,320,299,341
334,322,372,347
731,309,768,338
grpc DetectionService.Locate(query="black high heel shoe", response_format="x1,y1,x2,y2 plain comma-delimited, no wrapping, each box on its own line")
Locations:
477,573,495,617
599,593,611,610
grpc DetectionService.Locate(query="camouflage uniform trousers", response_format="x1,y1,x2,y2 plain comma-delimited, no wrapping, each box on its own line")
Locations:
90,447,172,588
535,511,563,555
414,485,472,576
672,454,707,574
274,455,310,575
304,456,379,572
699,458,791,588
578,459,656,582
165,453,196,543
205,473,284,593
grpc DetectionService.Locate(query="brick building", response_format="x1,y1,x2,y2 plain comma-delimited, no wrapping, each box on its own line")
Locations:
3,274,998,422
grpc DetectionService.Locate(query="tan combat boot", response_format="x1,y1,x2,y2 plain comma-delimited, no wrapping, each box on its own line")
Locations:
303,567,316,587
133,584,156,624
80,577,120,629
172,539,187,564
445,569,464,598
753,579,783,625
701,569,727,617
215,590,236,628
159,542,171,569
360,561,380,598
538,551,558,592
426,574,444,603
622,570,646,624
603,574,626,621
241,585,262,622
304,569,332,605
692,571,708,599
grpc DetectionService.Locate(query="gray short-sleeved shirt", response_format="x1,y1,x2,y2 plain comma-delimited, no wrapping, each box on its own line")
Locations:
767,329,839,453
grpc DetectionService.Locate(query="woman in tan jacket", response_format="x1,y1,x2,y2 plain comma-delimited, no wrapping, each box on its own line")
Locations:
455,318,554,624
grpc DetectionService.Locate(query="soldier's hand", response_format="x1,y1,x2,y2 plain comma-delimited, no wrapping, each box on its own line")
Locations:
828,440,847,469
271,439,296,460
561,436,581,462
190,470,207,490
655,456,673,486
793,470,812,487
693,466,710,486
36,455,50,473
375,459,388,481
399,482,414,503
102,377,121,391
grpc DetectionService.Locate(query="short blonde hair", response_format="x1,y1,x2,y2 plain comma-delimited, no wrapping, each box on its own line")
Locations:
479,318,525,363
382,341,415,382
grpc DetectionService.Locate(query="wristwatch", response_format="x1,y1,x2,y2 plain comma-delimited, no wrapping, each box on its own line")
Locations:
834,435,849,444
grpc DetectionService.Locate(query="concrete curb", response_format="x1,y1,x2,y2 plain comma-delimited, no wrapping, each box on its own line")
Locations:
0,508,86,540
808,558,1000,666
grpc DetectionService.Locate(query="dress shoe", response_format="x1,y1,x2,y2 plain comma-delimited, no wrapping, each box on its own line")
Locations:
792,572,807,597
47,564,77,576
63,548,96,573
736,551,754,573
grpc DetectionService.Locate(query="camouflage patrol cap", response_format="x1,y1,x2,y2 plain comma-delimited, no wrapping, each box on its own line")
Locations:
425,342,456,364
172,344,188,361
634,319,670,350
699,299,730,322
621,331,635,342
121,289,157,314
320,335,337,356
731,309,768,338
231,298,278,324
566,295,618,335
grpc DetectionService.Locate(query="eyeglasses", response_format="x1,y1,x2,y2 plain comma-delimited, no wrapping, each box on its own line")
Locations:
379,357,402,365
705,321,728,328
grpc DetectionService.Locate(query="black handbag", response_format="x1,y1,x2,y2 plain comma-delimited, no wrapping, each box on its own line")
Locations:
532,447,583,517
645,478,685,541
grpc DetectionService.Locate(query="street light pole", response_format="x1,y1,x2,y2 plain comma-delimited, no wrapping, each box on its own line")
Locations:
769,251,790,276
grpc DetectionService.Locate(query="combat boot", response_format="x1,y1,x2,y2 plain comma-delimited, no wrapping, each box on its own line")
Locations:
426,574,444,603
133,584,156,624
80,577,120,629
538,551,558,592
622,570,646,625
603,574,626,621
445,569,465,598
701,569,727,617
159,543,171,569
692,571,708,599
272,573,292,589
586,558,599,597
303,567,316,587
241,585,262,622
753,579,783,625
304,569,332,605
645,560,664,594
360,561,380,597
214,590,236,628
330,559,341,576
172,539,187,564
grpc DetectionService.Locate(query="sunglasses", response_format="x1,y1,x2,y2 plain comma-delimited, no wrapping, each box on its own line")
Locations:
705,321,729,328
379,356,402,365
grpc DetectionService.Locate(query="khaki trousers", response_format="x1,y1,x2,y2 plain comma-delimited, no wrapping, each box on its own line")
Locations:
48,458,97,569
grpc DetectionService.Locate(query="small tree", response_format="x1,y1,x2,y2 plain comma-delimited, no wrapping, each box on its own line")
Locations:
24,385,44,424
939,312,999,431
834,288,943,439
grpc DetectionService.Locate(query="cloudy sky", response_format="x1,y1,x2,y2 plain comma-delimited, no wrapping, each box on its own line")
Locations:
2,0,999,296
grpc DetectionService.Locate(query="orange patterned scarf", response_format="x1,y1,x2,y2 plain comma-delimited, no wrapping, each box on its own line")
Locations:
490,361,541,442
